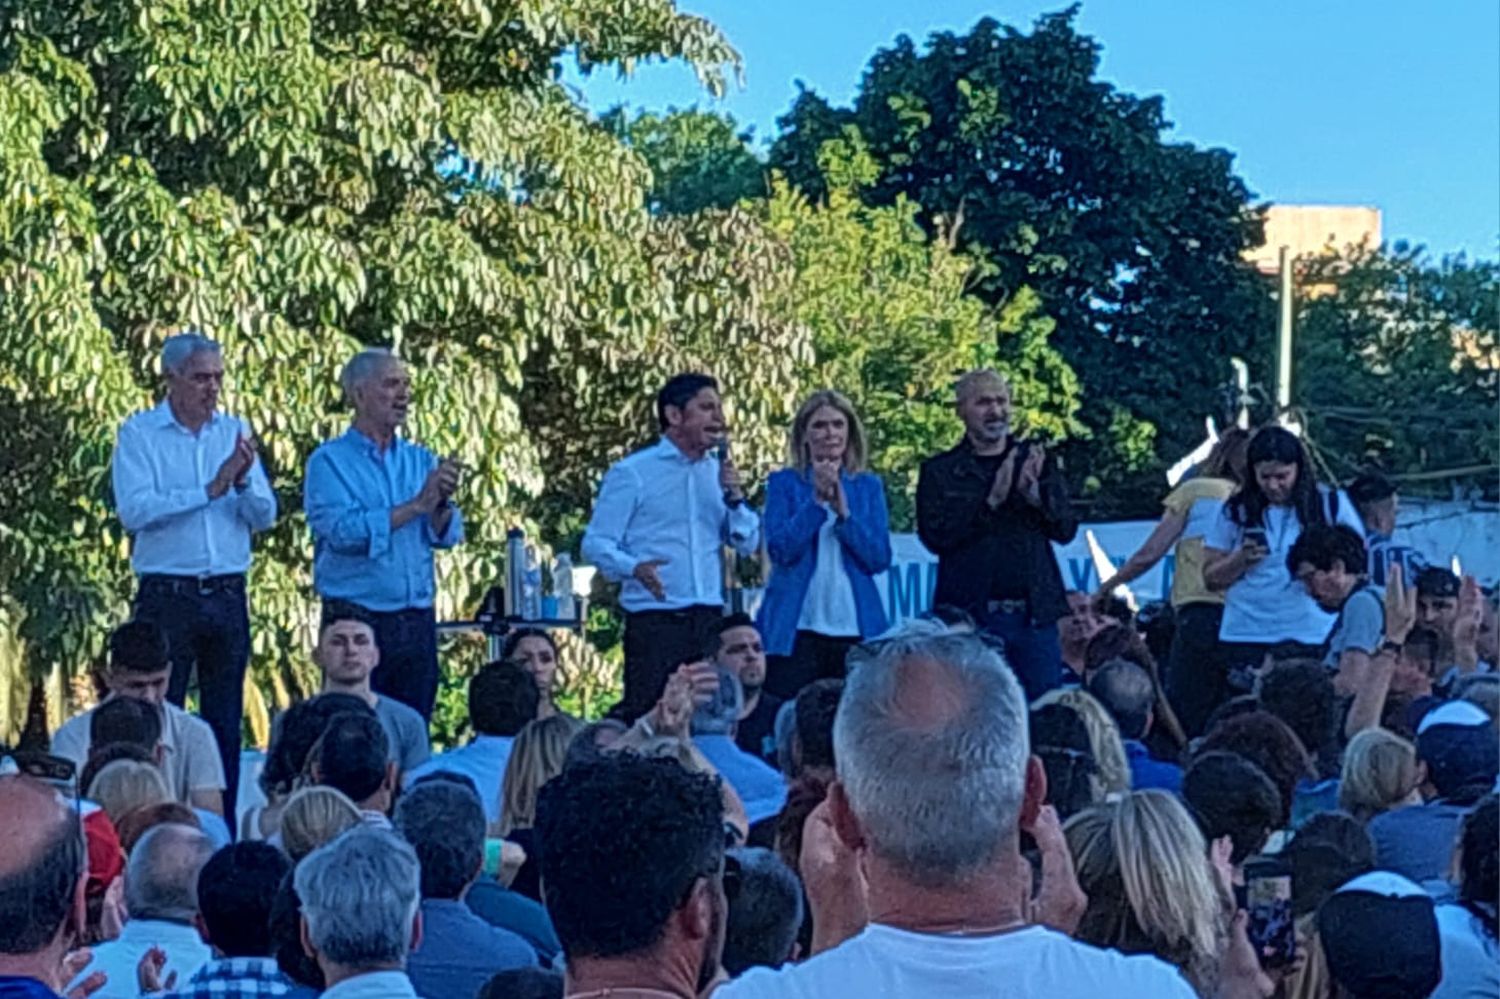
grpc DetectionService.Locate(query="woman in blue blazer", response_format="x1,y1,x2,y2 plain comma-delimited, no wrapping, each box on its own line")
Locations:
756,390,892,700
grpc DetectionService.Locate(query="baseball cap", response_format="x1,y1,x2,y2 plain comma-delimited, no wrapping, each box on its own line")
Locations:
1415,567,1460,599
1415,700,1499,798
1317,871,1441,998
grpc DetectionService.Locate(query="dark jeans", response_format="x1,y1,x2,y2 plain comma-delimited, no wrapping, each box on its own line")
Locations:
1166,602,1228,739
765,631,859,702
322,601,439,721
979,609,1063,703
134,574,249,828
619,605,724,721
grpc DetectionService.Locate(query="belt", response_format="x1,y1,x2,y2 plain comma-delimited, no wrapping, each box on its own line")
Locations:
141,573,246,596
986,599,1029,615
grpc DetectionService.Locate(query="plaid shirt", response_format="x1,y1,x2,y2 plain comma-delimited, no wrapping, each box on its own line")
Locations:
163,957,295,998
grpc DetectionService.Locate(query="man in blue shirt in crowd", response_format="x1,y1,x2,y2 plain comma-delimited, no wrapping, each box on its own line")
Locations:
1087,659,1182,793
305,348,464,720
1347,472,1426,587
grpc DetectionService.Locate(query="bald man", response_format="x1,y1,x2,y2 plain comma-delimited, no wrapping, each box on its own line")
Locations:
0,775,97,998
916,369,1077,701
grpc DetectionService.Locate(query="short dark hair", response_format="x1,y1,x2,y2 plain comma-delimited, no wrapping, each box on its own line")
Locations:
722,847,803,976
499,628,557,663
478,968,565,999
1083,624,1156,679
319,605,376,639
1285,523,1368,578
270,872,322,989
262,694,374,797
1086,660,1155,740
1197,711,1312,823
393,780,485,900
1416,566,1461,599
1181,751,1282,865
109,620,170,675
470,662,540,737
1029,704,1099,820
793,679,843,774
656,373,718,431
0,786,83,953
1096,595,1133,629
314,711,389,803
1258,660,1338,764
198,842,292,957
1346,472,1396,509
536,755,724,960
714,613,757,653
90,697,163,752
1284,811,1375,918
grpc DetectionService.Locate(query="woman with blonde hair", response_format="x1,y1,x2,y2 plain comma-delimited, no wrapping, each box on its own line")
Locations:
87,759,171,826
757,389,892,700
1066,790,1229,996
1033,687,1133,797
1339,727,1423,824
279,784,363,861
496,714,583,901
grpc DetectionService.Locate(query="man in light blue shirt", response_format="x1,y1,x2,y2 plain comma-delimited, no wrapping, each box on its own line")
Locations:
111,332,277,817
1347,472,1428,587
582,373,760,719
305,349,463,720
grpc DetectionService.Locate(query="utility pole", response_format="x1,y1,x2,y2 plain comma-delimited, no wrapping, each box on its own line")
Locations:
1277,245,1294,422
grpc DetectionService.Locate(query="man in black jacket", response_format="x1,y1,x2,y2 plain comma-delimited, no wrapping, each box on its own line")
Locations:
916,369,1077,700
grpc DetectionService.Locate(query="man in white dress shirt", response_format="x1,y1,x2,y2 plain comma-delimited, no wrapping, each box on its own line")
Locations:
110,332,277,818
582,373,760,720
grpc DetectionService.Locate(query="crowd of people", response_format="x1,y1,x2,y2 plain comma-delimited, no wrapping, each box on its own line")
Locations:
0,334,1496,998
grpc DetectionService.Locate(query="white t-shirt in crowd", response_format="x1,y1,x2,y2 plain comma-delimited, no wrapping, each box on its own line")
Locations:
796,504,860,637
1203,491,1365,645
52,698,226,801
716,924,1196,999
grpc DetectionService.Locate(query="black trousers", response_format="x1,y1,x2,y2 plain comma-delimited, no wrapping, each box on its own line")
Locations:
134,574,249,829
1165,602,1228,739
619,605,724,721
765,630,859,702
322,600,440,721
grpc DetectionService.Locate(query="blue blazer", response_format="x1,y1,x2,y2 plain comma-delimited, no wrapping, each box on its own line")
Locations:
756,467,893,657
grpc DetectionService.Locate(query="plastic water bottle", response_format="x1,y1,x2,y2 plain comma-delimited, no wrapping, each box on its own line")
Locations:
522,546,543,622
552,553,576,622
504,528,526,619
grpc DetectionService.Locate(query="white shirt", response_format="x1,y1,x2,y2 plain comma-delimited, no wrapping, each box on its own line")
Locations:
322,970,421,999
1203,493,1366,644
403,735,514,823
582,438,760,613
718,924,1196,999
70,918,212,998
52,699,226,800
111,403,277,575
1433,904,1499,999
796,505,861,636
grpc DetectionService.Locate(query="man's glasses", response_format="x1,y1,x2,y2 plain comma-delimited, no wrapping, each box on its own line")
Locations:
0,750,79,792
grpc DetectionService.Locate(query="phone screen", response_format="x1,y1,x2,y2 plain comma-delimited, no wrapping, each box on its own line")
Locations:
1245,527,1269,549
1244,859,1296,969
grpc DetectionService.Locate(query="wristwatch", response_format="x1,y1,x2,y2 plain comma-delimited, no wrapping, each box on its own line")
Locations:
1378,639,1404,657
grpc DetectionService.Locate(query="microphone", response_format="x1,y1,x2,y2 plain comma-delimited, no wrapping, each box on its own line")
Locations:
713,436,740,506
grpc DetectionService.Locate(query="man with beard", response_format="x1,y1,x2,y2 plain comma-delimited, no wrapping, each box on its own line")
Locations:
713,614,782,765
917,369,1077,701
535,754,729,999
583,373,761,720
305,349,464,721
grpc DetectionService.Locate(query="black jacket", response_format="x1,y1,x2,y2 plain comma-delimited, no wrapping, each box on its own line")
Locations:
916,437,1077,625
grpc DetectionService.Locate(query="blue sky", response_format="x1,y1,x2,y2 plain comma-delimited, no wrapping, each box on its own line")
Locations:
569,1,1498,259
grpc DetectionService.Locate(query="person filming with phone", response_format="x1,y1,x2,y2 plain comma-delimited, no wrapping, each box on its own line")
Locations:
1202,427,1364,711
305,348,465,722
583,373,760,721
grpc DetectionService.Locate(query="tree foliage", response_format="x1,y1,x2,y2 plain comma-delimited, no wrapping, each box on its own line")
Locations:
769,7,1274,514
1292,245,1498,496
0,0,762,739
602,107,766,215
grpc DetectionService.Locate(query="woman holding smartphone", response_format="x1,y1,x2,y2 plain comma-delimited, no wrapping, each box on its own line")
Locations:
1201,427,1364,718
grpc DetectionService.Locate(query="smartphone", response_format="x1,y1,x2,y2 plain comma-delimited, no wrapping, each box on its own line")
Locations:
1243,857,1296,969
1244,527,1269,550
691,665,743,737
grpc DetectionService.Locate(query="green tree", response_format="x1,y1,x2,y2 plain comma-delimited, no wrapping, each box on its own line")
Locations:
0,0,777,741
1292,244,1498,495
602,106,766,214
769,8,1274,514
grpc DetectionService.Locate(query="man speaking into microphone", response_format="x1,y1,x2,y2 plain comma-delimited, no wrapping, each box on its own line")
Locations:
583,373,760,720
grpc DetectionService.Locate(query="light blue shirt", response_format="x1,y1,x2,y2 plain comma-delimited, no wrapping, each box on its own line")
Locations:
111,403,277,575
304,428,463,611
70,919,212,998
320,971,420,999
403,735,514,823
582,437,760,613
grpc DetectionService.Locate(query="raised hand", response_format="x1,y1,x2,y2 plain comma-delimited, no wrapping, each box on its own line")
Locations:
60,949,105,999
632,558,669,601
720,453,745,504
136,946,176,994
812,457,840,504
208,436,255,498
1384,564,1418,646
1024,804,1087,934
1455,575,1484,650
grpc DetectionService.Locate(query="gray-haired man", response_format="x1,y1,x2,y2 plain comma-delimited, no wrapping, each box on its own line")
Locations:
296,826,424,999
304,349,463,721
111,332,277,819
